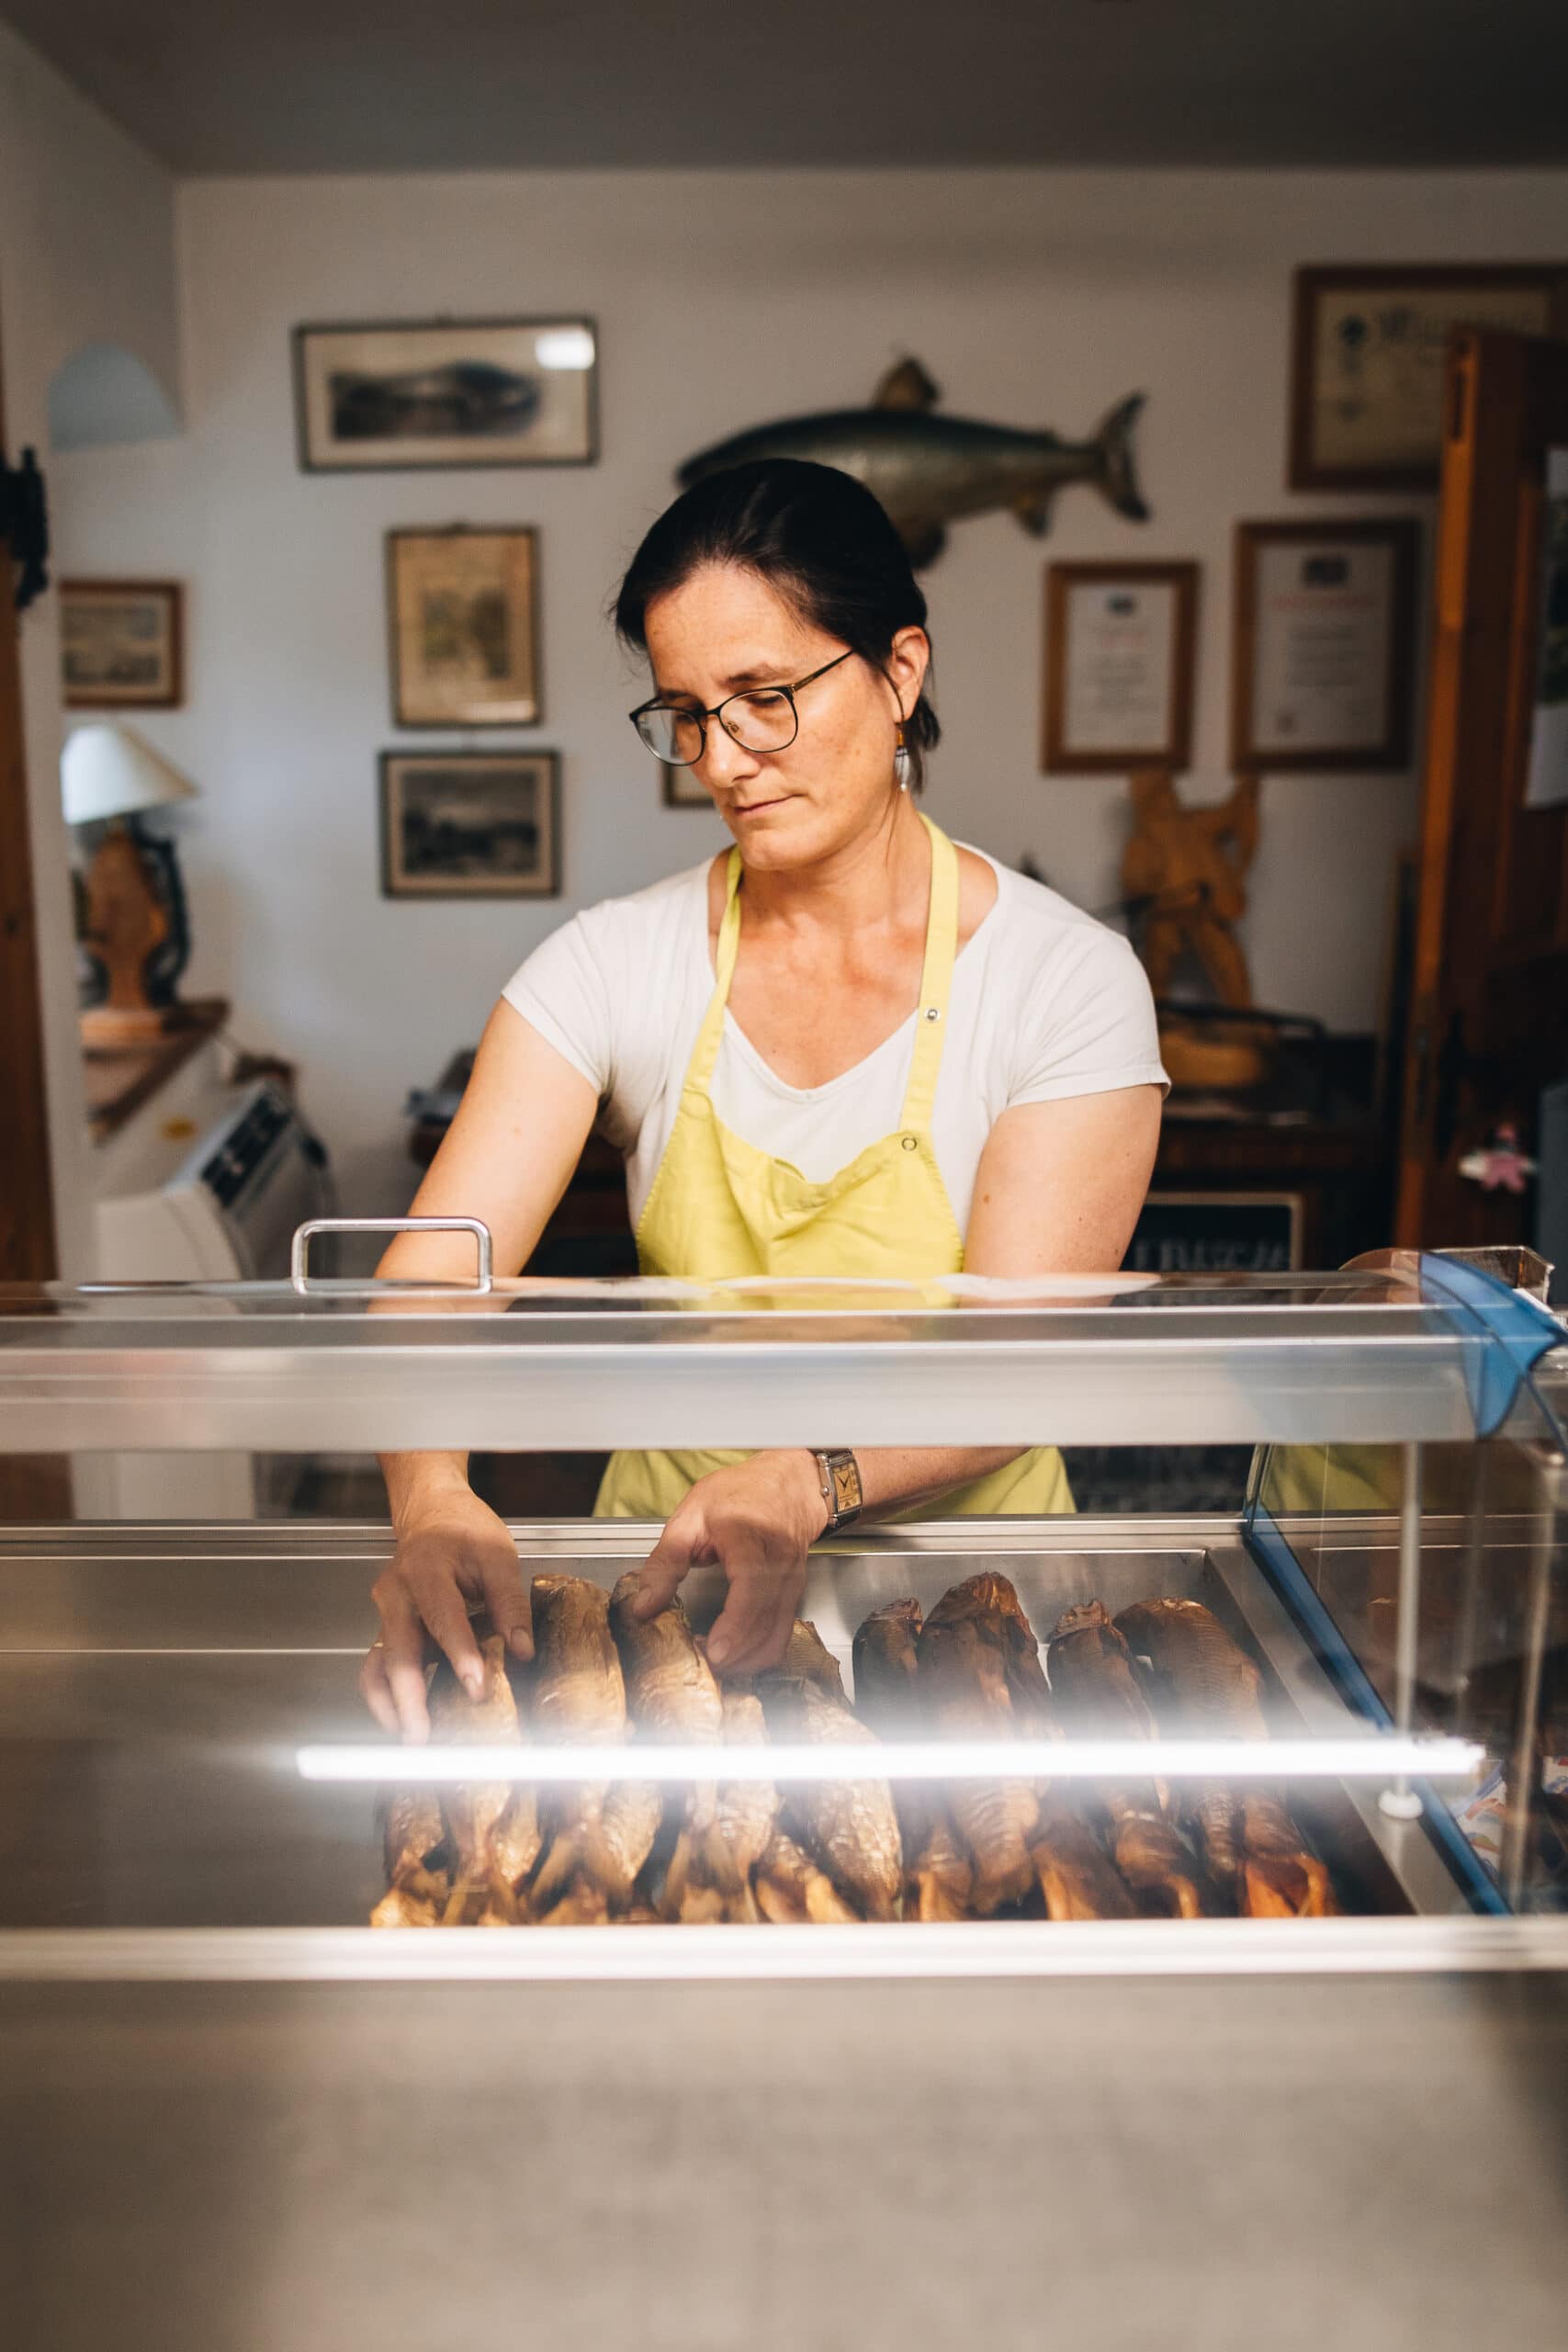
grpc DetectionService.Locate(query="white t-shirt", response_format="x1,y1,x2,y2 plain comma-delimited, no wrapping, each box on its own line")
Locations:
502,846,1167,1238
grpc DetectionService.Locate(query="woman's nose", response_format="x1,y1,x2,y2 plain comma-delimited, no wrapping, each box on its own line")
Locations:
701,722,759,791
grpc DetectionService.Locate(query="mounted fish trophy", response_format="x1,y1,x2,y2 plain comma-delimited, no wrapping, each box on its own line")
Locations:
678,358,1149,568
1121,769,1269,1092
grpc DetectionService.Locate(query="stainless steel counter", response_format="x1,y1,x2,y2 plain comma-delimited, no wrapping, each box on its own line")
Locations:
5,1969,1567,2352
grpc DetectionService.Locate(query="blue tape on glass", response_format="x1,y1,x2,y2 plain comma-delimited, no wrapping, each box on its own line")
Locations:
1241,1499,1509,1917
1415,1252,1566,1441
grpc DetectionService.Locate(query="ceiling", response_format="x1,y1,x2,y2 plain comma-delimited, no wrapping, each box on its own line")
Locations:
6,0,1568,175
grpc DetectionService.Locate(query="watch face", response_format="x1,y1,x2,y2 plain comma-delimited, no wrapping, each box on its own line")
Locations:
831,1459,861,1515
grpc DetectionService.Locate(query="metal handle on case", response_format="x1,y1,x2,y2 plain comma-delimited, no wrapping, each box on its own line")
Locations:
289,1216,494,1295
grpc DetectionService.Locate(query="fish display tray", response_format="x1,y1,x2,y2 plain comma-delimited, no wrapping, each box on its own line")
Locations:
0,1516,1478,1936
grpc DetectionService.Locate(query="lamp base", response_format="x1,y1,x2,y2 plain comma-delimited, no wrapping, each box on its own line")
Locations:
81,1001,197,1049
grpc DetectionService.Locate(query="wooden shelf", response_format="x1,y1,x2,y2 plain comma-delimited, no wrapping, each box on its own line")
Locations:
83,998,230,1147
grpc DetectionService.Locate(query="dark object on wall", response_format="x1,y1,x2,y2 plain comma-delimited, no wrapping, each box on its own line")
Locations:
379,749,560,899
678,358,1149,569
1231,518,1418,774
0,444,48,612
62,579,183,709
294,319,597,472
387,526,540,727
1044,561,1199,774
1290,264,1568,492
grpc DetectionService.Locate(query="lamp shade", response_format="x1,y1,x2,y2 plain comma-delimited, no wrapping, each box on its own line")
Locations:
62,722,200,826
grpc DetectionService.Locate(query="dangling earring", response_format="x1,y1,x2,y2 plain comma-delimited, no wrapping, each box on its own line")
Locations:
893,722,911,793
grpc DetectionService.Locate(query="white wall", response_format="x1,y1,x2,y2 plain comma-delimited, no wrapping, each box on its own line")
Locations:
51,165,1568,1219
0,20,180,1275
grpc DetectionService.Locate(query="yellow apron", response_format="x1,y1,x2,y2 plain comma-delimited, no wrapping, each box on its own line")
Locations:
594,814,1072,1521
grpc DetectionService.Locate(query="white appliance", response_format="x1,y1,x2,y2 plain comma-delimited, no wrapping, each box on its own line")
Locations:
90,1076,333,1517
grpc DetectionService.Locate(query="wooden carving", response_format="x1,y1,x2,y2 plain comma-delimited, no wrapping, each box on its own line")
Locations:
1122,770,1265,1089
1122,769,1260,1003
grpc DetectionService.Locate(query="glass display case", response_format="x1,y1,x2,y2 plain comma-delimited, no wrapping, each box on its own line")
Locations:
6,1239,1568,2346
1,1238,1563,1971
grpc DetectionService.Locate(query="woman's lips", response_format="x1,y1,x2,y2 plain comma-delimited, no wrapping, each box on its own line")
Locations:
731,796,788,815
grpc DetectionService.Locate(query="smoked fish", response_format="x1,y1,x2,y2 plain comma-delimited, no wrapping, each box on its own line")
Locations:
853,1597,933,1863
754,1826,860,1925
1048,1601,1206,1918
910,1809,974,1922
927,1573,1053,1733
428,1635,533,1901
852,1598,923,1736
783,1617,847,1700
609,1572,724,1745
1114,1597,1330,1914
1030,1798,1137,1922
918,1595,1039,1911
527,1576,629,1906
610,1571,725,1898
714,1685,779,1919
761,1670,903,1921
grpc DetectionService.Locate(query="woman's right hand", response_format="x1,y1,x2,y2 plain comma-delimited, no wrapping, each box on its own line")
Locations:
361,1487,534,1743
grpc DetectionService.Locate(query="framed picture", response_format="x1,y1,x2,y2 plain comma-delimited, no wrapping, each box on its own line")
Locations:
387,527,540,728
660,762,712,809
61,579,183,709
1043,560,1199,774
1290,264,1568,491
379,750,560,899
1232,518,1419,773
294,317,598,472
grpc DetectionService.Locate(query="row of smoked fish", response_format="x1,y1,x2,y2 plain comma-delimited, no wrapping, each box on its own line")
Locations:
370,1569,1335,1927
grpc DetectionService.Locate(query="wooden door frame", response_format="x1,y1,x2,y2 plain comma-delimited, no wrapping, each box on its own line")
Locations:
1395,326,1568,1246
0,322,57,1284
0,319,70,1520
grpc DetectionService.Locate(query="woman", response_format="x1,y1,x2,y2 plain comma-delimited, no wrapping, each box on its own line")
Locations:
363,460,1165,1741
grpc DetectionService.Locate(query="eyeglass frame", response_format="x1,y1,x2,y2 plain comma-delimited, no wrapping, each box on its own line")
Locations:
628,648,858,767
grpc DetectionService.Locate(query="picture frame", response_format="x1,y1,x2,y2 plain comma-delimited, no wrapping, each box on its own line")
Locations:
1231,518,1419,774
660,761,713,810
61,579,184,709
294,317,598,472
1043,560,1199,774
1131,1192,1303,1276
387,526,541,728
1289,264,1568,492
378,750,560,899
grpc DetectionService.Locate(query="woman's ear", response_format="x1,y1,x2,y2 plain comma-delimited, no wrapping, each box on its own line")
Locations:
886,625,931,718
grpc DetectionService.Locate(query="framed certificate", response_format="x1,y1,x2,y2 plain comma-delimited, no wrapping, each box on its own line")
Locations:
1290,265,1568,492
1231,518,1419,773
1043,561,1199,774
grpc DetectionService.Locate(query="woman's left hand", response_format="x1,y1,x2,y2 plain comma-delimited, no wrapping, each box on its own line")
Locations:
625,1451,829,1672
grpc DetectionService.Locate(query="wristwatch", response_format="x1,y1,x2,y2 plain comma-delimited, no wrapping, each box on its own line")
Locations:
811,1448,863,1532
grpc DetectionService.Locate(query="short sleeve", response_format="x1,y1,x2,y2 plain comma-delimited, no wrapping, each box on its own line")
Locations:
501,911,615,1097
1008,929,1168,1108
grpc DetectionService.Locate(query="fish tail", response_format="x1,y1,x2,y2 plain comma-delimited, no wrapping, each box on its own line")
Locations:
1094,392,1149,521
700,1819,746,1899
528,1830,579,1909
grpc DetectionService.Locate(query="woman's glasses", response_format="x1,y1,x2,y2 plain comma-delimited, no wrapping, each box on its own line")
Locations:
629,650,854,767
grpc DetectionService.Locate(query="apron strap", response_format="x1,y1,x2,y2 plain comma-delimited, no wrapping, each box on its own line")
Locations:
900,816,960,1132
682,848,744,1099
685,829,957,1126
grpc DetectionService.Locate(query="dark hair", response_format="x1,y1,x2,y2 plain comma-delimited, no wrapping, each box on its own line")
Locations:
614,458,940,791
